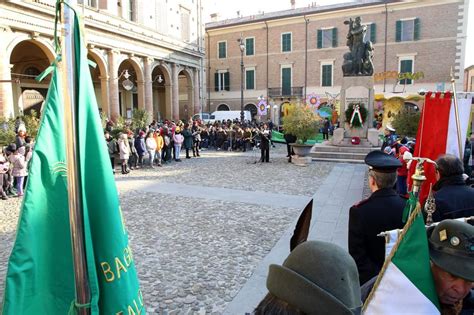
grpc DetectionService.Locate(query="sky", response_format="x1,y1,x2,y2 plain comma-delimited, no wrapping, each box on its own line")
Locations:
203,0,474,68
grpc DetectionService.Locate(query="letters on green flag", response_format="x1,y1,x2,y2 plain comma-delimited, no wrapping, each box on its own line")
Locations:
2,6,145,315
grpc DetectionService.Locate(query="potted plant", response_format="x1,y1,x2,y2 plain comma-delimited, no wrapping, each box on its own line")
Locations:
282,105,320,157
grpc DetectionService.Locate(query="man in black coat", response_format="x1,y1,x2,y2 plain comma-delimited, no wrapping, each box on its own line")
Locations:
259,124,271,163
432,154,474,222
348,150,407,285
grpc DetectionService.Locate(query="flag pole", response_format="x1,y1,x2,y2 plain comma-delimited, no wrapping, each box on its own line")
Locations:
60,1,91,313
450,67,463,160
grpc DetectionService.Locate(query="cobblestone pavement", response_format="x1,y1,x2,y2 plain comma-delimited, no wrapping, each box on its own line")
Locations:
0,144,335,314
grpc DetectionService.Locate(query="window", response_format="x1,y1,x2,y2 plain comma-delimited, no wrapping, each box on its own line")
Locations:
128,0,136,22
78,0,97,7
281,33,292,52
320,62,333,87
214,71,230,91
317,28,337,48
399,57,414,85
245,69,255,90
180,8,190,42
218,41,227,59
396,18,420,42
245,37,254,56
471,76,474,91
281,66,292,95
365,23,376,43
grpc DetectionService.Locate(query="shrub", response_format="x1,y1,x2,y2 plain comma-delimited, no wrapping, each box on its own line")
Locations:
391,109,421,137
282,105,320,144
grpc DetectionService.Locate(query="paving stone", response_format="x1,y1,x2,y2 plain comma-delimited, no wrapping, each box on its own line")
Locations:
0,144,336,313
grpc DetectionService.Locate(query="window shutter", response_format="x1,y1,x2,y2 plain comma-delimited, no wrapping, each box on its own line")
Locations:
332,28,338,47
414,18,420,41
224,72,230,91
395,20,401,42
214,73,219,91
370,23,376,43
317,29,322,49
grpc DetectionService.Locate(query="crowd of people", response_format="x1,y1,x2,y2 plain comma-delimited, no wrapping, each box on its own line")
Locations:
104,118,276,174
0,123,34,200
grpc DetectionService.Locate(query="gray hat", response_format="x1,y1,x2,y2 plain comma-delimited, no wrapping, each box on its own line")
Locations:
428,220,474,282
266,241,362,315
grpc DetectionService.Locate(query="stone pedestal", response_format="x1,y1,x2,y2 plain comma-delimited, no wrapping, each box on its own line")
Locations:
338,76,376,146
291,156,312,166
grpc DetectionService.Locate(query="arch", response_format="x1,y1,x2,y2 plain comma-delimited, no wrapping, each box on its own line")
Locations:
7,37,56,64
178,68,193,120
244,103,258,119
117,56,144,83
87,49,108,79
117,57,145,116
151,62,172,120
217,104,230,111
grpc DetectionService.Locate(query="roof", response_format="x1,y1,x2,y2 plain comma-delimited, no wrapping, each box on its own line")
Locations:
206,0,401,30
465,65,474,72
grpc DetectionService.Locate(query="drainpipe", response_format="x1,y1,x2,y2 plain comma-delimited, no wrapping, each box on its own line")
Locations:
304,15,308,100
383,0,388,93
206,30,211,114
265,21,269,98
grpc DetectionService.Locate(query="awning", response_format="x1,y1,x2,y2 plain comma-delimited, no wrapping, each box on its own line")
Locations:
374,93,423,102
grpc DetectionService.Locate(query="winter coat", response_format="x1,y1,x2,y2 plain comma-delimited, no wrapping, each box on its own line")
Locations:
182,129,193,149
107,138,117,157
154,135,164,151
134,136,146,156
192,126,201,142
145,137,157,151
173,133,184,146
128,137,137,154
118,139,130,160
9,153,27,177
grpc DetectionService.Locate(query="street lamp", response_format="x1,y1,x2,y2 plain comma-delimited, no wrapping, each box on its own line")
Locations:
238,34,245,124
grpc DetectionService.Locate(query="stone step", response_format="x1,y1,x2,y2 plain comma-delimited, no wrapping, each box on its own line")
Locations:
311,157,366,164
309,151,367,160
312,144,378,154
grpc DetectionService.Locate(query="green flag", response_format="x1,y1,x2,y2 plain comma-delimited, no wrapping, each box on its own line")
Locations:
2,7,145,315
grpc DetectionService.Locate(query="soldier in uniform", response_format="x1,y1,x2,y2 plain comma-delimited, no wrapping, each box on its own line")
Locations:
348,150,406,285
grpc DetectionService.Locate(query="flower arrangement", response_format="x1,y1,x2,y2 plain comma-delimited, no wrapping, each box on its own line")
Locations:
345,103,368,129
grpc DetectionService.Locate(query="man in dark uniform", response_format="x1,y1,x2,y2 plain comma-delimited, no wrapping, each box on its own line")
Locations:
348,150,406,285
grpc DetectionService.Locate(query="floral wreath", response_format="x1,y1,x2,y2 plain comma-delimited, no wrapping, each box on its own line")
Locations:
345,103,368,129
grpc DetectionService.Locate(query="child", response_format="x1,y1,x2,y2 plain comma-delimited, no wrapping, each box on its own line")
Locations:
9,144,27,197
118,133,130,174
173,129,184,162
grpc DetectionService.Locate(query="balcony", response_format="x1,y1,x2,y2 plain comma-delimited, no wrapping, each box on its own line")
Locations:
268,87,304,98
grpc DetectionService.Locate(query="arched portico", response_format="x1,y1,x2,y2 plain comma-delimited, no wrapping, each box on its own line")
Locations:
117,57,144,118
87,49,109,116
7,39,55,117
178,68,194,121
151,62,172,121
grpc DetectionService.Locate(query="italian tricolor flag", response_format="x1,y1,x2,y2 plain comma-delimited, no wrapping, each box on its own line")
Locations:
409,92,472,203
363,201,440,314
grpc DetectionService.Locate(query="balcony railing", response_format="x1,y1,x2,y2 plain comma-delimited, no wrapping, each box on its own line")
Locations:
268,87,304,98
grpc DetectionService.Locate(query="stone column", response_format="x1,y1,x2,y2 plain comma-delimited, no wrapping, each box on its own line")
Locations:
99,75,110,117
137,80,146,110
0,57,14,118
144,57,153,118
193,68,200,114
108,49,120,120
171,63,179,121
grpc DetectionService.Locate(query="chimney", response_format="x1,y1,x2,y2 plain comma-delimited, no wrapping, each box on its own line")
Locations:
210,13,219,22
291,0,296,9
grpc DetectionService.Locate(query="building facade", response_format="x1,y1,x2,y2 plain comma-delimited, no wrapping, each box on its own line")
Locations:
205,0,469,126
0,0,206,121
465,65,474,92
